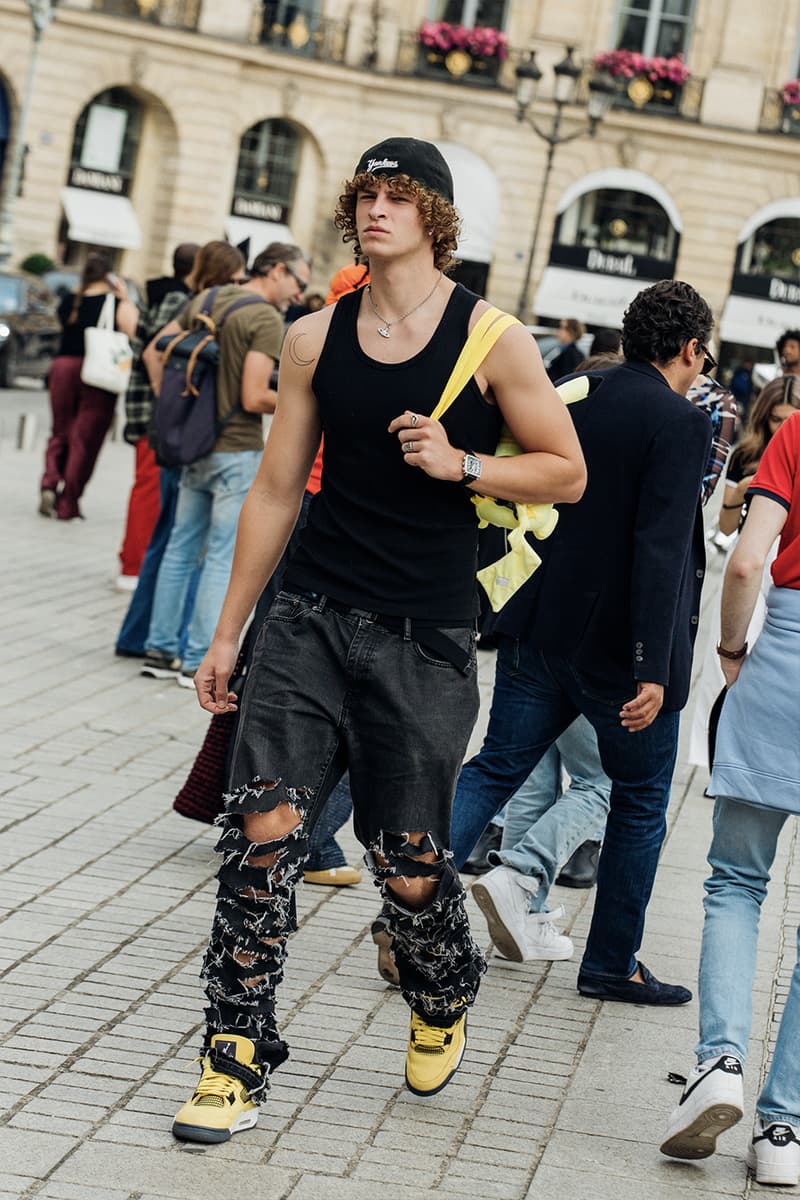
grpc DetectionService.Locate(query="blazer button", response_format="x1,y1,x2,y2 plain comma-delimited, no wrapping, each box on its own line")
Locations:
635,654,643,662
635,641,643,650
696,568,704,579
690,615,699,625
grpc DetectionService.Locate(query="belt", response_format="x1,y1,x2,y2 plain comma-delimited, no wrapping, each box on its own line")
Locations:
296,591,474,673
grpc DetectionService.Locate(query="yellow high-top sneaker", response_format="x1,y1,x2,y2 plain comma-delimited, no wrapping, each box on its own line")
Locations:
172,1033,262,1143
405,1008,467,1096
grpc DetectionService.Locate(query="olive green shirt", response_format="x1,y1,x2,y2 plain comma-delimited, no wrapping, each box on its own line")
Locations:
178,284,284,453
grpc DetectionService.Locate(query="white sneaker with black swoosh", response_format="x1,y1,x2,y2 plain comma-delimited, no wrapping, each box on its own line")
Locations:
747,1120,800,1186
660,1054,744,1160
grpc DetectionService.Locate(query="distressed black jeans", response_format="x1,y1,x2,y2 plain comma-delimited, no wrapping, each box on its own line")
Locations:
201,591,486,1097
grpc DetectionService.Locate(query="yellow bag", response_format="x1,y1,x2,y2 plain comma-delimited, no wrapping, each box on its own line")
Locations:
430,308,590,611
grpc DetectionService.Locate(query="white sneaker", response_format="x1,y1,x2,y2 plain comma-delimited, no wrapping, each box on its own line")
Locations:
660,1055,744,1160
472,866,572,962
494,906,574,962
116,574,138,592
747,1120,800,1186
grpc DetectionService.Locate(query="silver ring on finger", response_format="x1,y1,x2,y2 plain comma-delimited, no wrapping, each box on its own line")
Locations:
403,440,414,454
410,413,419,428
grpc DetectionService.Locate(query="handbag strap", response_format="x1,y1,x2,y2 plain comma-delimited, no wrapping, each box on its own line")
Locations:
97,291,116,332
429,306,520,423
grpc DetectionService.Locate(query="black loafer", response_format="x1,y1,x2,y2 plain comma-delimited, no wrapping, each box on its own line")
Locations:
556,840,600,888
577,960,692,1006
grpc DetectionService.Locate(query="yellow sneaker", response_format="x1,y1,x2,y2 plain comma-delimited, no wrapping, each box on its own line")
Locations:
172,1033,262,1143
405,1009,467,1096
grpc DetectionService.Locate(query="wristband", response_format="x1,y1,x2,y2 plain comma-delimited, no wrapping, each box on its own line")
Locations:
716,642,747,660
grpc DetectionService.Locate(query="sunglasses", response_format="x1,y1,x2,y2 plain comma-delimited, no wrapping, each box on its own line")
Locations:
699,342,717,375
284,263,307,293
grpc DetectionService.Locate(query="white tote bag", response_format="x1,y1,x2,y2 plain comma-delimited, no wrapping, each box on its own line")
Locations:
80,292,133,394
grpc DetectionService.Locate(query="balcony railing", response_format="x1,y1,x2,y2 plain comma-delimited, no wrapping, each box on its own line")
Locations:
249,5,346,61
587,71,704,120
394,30,517,89
760,87,800,136
92,0,201,28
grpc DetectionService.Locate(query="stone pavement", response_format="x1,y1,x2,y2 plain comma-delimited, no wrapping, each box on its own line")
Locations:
1,429,797,1200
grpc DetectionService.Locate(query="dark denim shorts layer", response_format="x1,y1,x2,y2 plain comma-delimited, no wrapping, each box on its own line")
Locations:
230,591,480,850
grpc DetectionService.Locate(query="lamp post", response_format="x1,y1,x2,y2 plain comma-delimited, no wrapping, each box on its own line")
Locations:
514,46,616,321
0,1,58,265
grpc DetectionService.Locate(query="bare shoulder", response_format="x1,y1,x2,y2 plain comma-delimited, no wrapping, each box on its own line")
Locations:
283,306,335,370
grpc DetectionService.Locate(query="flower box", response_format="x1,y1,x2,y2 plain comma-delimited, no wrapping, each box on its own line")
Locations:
593,49,689,111
416,19,507,85
781,80,800,135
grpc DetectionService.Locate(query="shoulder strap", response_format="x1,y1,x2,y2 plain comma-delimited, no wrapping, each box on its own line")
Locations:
200,286,220,316
215,294,269,330
429,306,520,422
97,291,116,332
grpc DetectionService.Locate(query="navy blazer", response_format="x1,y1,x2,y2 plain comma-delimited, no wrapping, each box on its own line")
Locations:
492,360,712,711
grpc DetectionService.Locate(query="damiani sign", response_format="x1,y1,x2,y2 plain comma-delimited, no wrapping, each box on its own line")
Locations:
232,196,287,222
731,272,800,304
548,243,676,281
68,166,128,195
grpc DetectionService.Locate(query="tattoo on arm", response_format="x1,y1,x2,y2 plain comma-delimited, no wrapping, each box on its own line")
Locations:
287,333,315,367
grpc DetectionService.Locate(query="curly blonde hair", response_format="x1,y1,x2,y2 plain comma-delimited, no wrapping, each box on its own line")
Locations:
334,172,460,273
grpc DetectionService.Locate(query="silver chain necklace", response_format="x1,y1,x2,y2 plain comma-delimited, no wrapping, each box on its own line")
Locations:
365,273,442,338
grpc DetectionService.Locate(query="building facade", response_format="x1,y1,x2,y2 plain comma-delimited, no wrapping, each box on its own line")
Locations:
1,0,799,370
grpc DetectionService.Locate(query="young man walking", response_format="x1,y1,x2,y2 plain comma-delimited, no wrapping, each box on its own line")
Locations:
450,280,715,1005
171,137,586,1142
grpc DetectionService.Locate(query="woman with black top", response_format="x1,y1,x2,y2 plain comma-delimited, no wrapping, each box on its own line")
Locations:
39,251,138,521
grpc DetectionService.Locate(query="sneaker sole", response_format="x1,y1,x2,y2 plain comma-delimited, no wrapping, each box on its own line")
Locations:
471,881,525,962
141,666,180,680
405,1022,467,1097
372,925,400,987
660,1103,743,1159
172,1108,258,1143
176,674,197,689
746,1146,800,1186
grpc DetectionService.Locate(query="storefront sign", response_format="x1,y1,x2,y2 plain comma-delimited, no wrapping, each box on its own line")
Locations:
731,272,800,304
68,165,129,195
231,195,288,223
549,243,675,281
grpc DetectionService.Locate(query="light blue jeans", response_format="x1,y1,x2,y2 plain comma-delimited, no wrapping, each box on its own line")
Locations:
147,451,261,671
697,796,800,1125
491,713,611,913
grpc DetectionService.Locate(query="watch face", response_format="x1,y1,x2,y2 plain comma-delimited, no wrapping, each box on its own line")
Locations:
464,453,482,479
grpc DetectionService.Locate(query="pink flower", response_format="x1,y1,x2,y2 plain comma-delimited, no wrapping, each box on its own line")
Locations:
783,79,800,105
417,19,508,60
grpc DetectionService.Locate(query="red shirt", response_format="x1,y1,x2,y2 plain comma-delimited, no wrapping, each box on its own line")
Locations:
306,444,323,496
750,410,800,589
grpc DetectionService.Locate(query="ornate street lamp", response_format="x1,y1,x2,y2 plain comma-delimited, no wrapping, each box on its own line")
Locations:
514,45,617,320
0,1,59,265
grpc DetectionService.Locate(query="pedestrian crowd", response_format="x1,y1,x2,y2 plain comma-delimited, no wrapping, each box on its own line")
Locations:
32,137,799,1186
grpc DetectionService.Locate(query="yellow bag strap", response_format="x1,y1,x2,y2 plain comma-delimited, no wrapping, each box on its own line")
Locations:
429,307,520,423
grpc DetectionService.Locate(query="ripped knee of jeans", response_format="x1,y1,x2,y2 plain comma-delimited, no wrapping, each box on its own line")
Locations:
215,774,313,895
365,830,452,884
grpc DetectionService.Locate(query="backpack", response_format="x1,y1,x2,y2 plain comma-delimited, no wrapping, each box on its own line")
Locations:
150,286,266,468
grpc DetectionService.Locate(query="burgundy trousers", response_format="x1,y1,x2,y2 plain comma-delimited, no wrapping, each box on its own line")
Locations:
41,356,117,520
118,437,161,576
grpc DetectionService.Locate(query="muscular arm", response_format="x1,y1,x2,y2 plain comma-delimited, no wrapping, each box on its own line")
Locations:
195,311,330,711
388,314,586,505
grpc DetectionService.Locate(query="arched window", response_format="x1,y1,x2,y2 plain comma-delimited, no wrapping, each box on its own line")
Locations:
233,118,299,219
69,88,142,191
556,187,678,264
615,0,694,58
738,217,800,283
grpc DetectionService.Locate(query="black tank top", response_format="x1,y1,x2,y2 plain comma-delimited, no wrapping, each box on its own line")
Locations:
284,283,504,623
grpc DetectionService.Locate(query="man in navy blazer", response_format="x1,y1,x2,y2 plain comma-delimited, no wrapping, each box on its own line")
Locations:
452,279,714,1005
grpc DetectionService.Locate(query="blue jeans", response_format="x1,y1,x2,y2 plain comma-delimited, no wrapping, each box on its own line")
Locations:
451,636,680,980
116,465,197,656
494,714,610,911
305,774,352,871
147,451,260,670
697,797,799,1124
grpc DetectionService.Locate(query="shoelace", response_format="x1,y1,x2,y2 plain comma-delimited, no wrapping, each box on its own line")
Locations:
192,1057,244,1108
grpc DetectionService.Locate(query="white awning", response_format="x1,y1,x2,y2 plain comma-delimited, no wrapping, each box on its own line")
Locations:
224,217,294,265
434,141,499,264
719,293,800,350
737,198,800,245
534,266,651,327
60,187,142,250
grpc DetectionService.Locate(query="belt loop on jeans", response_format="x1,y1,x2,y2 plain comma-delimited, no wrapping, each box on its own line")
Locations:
403,617,412,641
314,593,327,614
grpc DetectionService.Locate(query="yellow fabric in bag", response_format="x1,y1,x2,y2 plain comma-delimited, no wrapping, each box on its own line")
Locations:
430,308,591,611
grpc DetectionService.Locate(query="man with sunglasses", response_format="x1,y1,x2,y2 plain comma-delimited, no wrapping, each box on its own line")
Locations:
453,279,715,1006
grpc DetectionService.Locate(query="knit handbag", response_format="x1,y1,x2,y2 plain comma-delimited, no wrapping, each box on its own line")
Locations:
430,307,589,611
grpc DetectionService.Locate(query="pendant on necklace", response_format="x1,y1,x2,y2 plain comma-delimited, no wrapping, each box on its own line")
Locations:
378,326,391,338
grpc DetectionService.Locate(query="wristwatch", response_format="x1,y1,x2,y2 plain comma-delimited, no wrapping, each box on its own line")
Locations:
462,451,482,485
716,641,748,660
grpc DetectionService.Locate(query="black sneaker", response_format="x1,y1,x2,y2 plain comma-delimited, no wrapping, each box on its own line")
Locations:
141,651,182,679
